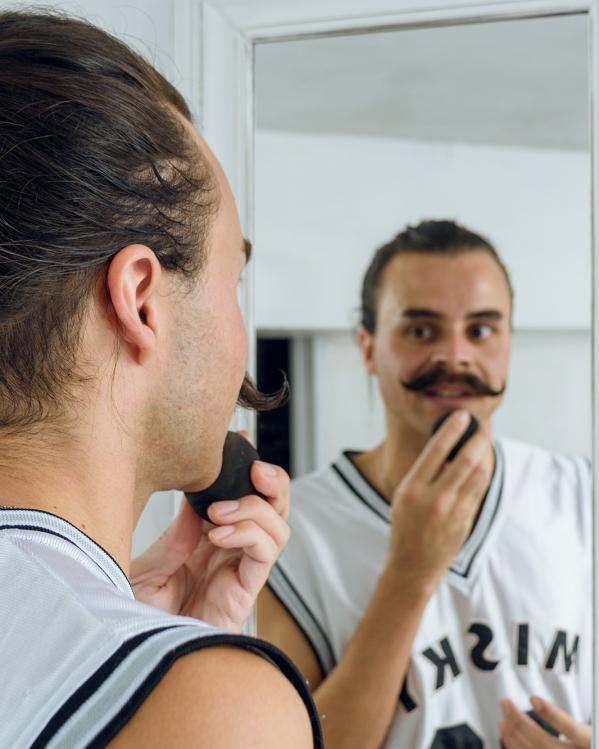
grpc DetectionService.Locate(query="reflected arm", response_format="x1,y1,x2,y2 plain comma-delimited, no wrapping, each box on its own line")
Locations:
259,574,433,749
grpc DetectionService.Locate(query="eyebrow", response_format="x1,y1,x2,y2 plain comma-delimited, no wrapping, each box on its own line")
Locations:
466,309,504,321
243,238,253,263
402,307,504,321
402,308,442,319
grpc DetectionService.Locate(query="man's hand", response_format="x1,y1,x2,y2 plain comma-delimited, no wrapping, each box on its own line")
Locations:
387,410,493,593
500,697,591,748
130,459,290,632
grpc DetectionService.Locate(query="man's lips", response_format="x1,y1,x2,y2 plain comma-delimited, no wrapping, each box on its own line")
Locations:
423,385,477,398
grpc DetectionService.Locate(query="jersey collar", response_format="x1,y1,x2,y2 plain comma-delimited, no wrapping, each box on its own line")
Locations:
0,507,133,595
332,443,505,579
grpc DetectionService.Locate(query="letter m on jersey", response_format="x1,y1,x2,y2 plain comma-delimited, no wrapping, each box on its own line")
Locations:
545,630,579,673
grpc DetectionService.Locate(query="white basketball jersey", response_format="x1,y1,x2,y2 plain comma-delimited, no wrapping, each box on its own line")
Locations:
0,508,322,749
269,439,591,749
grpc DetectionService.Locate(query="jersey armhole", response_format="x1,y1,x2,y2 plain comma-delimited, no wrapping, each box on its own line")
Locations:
268,564,337,676
35,628,323,749
267,582,328,681
93,633,324,749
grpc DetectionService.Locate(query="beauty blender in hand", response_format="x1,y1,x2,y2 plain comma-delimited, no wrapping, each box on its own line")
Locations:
185,431,266,521
432,411,479,462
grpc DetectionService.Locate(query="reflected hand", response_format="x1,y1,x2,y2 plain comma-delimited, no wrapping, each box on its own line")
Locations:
499,697,591,748
130,459,290,632
388,410,493,592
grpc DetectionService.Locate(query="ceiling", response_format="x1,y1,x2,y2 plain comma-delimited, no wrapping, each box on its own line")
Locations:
255,14,589,151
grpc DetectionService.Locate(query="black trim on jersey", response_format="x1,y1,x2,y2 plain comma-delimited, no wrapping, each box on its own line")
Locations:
0,523,119,591
343,450,392,512
87,634,324,749
331,462,389,523
272,564,337,672
449,467,504,579
30,627,174,748
31,628,323,749
334,445,505,581
267,581,327,679
0,508,132,593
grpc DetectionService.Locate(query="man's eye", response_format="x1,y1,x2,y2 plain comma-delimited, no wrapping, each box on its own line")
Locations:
407,325,434,340
469,324,493,340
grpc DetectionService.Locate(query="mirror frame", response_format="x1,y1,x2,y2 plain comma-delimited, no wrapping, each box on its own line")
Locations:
173,0,599,732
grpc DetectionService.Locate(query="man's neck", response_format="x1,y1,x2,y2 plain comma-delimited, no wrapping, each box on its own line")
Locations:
0,424,148,575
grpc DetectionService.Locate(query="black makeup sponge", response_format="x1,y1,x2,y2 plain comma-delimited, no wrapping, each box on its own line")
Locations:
432,412,479,462
185,431,265,521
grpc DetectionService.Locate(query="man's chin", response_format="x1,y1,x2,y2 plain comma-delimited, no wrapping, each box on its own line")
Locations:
178,454,223,494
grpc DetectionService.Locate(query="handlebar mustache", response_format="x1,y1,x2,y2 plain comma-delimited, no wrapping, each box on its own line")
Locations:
400,366,505,398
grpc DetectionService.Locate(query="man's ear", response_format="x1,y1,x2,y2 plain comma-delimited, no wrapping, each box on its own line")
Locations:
357,324,377,375
105,244,163,365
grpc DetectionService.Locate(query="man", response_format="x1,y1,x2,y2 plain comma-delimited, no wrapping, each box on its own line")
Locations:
0,11,321,749
259,220,591,748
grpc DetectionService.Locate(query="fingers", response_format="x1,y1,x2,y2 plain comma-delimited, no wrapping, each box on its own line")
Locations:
249,460,290,519
499,700,561,749
409,410,473,485
437,446,491,528
435,430,490,493
206,495,291,599
529,696,592,747
207,493,291,561
208,519,279,564
500,726,536,749
233,431,289,518
433,433,492,525
501,695,592,749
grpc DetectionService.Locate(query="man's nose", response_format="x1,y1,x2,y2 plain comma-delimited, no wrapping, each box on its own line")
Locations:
430,331,473,370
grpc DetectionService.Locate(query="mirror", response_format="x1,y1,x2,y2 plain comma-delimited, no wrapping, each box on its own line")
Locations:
254,14,593,748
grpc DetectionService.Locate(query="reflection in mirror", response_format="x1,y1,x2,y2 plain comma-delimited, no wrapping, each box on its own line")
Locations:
255,15,593,749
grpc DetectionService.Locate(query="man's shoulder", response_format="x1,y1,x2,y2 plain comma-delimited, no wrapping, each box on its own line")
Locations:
107,645,313,749
289,452,373,529
498,437,590,473
291,459,339,487
497,437,591,501
0,531,231,747
2,542,316,748
290,456,346,503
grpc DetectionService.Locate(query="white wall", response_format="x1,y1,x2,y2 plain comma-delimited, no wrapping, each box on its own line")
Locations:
255,130,591,331
3,0,175,78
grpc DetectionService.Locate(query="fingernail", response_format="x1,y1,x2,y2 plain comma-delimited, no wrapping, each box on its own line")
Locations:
212,500,239,516
500,699,511,716
210,525,235,541
530,696,543,711
258,461,277,477
454,410,470,426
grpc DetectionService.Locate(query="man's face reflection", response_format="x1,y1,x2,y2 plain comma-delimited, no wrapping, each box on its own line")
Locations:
361,250,512,437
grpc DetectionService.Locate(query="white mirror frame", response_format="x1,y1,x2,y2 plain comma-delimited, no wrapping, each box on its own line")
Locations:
174,0,599,731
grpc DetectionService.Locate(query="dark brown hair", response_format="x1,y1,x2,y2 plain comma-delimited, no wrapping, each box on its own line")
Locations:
360,219,514,333
0,10,279,431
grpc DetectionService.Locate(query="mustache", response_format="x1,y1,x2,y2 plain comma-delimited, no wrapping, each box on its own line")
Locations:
237,372,289,412
400,365,506,398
